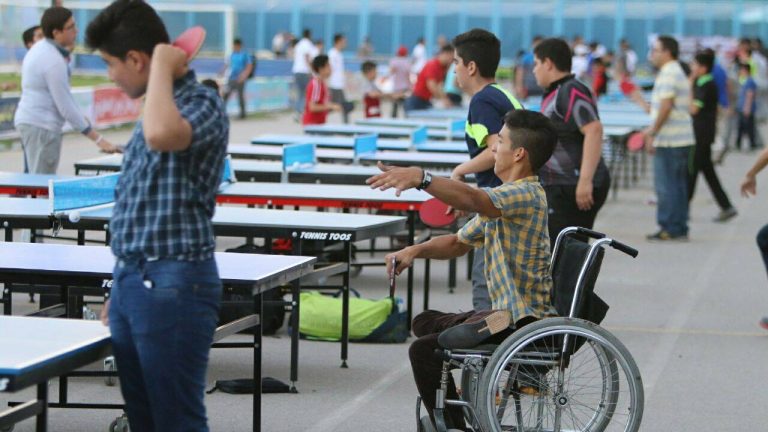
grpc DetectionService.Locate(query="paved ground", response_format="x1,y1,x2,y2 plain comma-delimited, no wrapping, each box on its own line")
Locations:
2,104,768,431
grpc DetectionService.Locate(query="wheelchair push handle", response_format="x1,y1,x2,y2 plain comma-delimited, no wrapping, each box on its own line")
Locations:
575,227,606,239
609,239,639,258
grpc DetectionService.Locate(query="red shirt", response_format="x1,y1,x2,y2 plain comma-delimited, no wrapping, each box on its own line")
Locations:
412,58,448,101
302,77,329,125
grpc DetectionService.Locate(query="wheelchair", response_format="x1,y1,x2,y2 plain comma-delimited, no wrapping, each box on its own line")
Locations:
417,227,644,432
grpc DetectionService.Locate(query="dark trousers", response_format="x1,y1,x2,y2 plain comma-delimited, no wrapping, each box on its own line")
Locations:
544,182,610,249
330,88,351,123
410,310,514,430
758,225,768,277
109,258,221,432
653,147,692,236
391,95,406,118
687,135,733,211
736,112,757,150
404,95,433,112
223,80,246,118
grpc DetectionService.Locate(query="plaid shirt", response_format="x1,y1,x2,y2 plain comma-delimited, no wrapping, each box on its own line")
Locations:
457,177,556,322
110,71,229,261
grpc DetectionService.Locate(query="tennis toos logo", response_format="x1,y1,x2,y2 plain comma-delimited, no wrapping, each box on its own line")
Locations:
299,232,352,241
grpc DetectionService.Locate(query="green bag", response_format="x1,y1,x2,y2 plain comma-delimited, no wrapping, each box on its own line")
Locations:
298,290,395,341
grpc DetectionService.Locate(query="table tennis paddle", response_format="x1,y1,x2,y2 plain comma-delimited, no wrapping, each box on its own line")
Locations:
419,198,456,228
172,26,206,61
619,78,637,97
389,257,397,298
626,131,645,152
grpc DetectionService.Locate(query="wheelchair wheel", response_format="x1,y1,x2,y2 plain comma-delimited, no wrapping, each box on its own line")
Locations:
476,317,643,432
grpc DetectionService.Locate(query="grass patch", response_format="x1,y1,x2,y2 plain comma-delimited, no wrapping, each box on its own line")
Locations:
0,73,111,89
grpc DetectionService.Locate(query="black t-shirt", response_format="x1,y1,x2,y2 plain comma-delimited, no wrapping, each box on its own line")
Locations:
692,73,718,143
539,75,609,187
465,84,524,188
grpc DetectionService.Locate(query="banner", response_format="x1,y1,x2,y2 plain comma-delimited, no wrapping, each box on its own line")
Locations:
92,86,142,127
226,78,291,115
0,96,19,138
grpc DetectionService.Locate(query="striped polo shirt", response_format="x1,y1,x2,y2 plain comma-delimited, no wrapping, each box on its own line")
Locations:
650,61,694,148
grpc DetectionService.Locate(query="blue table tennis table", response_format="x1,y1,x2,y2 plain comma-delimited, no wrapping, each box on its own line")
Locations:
0,242,315,432
304,123,464,141
405,107,467,120
357,117,465,131
250,133,468,153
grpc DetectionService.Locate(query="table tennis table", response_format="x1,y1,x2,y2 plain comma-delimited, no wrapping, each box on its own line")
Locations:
304,123,464,141
250,133,469,153
405,107,468,120
0,242,315,432
356,117,465,130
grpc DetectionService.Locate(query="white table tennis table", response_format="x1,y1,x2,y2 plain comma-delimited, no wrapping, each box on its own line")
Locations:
304,123,464,141
250,133,469,153
0,242,315,432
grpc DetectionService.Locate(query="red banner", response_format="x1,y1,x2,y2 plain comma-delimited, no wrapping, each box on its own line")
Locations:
92,87,141,127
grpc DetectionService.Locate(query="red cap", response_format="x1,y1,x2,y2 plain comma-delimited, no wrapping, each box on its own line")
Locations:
397,45,408,56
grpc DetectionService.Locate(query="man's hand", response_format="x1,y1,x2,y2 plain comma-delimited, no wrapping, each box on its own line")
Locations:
366,161,423,196
152,44,189,79
642,127,656,155
742,174,757,197
385,247,418,276
97,138,123,154
100,299,110,326
576,178,594,210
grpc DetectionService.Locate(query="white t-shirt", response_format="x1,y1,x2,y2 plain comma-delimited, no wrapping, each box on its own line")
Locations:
292,38,315,74
412,43,427,74
328,47,345,90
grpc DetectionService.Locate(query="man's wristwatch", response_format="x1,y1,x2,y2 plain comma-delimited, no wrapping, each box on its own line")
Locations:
416,169,433,190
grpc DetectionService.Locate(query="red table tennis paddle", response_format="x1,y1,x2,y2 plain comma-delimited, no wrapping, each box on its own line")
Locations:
627,131,645,152
619,78,638,97
173,26,206,60
419,198,456,228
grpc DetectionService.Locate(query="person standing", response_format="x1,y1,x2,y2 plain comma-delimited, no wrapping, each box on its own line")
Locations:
328,33,352,123
87,0,229,430
735,62,758,151
14,6,118,175
412,37,427,74
302,55,341,125
388,45,411,117
448,29,524,311
532,38,611,245
739,145,768,329
292,29,317,118
221,38,253,119
514,36,543,100
635,35,695,241
22,25,43,50
687,50,737,222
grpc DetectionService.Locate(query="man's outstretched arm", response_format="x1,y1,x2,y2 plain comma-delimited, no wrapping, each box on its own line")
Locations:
385,234,473,276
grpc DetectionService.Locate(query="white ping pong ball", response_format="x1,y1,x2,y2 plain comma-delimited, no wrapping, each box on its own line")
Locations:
68,211,81,223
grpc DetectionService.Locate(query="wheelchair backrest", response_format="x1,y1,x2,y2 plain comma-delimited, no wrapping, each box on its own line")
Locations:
550,235,609,323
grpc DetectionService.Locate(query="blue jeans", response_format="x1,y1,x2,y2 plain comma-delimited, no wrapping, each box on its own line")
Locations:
654,146,693,236
404,95,433,112
109,257,222,432
293,73,310,114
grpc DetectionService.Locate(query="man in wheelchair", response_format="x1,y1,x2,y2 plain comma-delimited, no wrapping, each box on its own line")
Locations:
367,109,558,431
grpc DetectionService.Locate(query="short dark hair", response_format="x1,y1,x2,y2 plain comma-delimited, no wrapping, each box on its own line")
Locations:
312,54,329,73
361,60,377,74
41,7,72,39
85,0,169,59
302,28,311,39
693,50,714,72
534,38,572,72
739,62,753,74
201,79,220,94
503,110,557,173
656,35,679,59
233,38,242,46
22,26,40,47
452,28,500,78
439,44,454,54
333,33,345,44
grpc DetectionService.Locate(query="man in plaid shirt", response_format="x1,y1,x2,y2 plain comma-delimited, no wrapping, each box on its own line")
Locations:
87,1,228,430
367,110,557,431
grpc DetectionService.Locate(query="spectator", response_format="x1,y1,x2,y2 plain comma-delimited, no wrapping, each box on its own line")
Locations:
412,37,427,74
357,36,373,59
314,39,325,55
221,38,253,119
635,36,695,242
735,62,758,151
388,45,411,117
361,61,382,118
514,36,543,99
615,38,638,78
292,29,318,118
403,44,454,112
22,25,43,49
14,6,118,176
591,57,609,96
271,30,285,57
302,54,341,125
328,33,353,123
571,44,589,80
533,38,611,246
687,50,736,222
443,62,462,106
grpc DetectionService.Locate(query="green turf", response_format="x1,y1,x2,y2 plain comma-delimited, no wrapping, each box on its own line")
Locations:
0,73,111,90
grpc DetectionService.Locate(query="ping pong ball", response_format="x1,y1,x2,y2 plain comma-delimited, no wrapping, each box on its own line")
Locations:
68,211,80,223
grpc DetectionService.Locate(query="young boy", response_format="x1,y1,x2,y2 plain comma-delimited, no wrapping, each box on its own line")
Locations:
736,62,758,151
448,28,524,311
367,109,558,431
86,1,229,430
361,60,382,118
687,50,737,222
302,54,341,125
